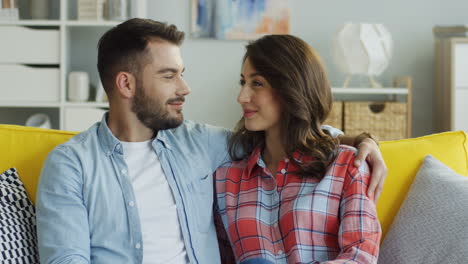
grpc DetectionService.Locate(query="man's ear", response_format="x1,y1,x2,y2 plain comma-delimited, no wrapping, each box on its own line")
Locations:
115,72,136,99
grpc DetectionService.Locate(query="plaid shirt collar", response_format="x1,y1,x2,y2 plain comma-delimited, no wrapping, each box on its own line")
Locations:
245,146,309,178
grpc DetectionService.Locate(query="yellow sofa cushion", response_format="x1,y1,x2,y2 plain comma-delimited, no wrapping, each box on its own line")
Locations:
0,125,76,204
378,131,468,238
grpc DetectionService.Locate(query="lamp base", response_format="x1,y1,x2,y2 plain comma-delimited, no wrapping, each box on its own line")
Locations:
342,74,383,88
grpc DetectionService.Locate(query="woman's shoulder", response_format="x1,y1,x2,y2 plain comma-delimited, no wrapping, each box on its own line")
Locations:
215,146,263,179
332,145,358,163
327,145,370,181
336,144,358,156
214,159,249,180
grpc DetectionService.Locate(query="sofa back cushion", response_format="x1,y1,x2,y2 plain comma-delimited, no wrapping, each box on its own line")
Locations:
0,125,76,204
378,131,468,238
0,124,467,238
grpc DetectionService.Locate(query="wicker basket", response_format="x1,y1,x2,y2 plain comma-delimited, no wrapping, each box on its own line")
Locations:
344,102,408,141
324,101,343,130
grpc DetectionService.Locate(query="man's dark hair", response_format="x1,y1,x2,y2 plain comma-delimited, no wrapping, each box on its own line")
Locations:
97,18,185,95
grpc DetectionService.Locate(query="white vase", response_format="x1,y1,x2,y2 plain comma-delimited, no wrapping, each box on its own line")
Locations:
30,0,49,19
68,71,90,102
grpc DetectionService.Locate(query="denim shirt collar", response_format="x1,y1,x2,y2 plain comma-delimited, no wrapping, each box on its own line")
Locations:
98,113,172,156
98,113,122,156
154,130,171,150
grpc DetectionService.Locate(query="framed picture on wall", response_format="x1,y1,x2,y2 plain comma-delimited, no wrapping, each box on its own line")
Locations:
191,0,290,40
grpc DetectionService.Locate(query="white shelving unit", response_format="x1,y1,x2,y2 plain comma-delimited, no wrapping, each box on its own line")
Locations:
0,0,146,131
433,26,468,133
331,87,409,95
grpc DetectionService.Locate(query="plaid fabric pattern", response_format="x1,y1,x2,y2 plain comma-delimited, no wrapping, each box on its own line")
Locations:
214,146,381,264
0,168,39,264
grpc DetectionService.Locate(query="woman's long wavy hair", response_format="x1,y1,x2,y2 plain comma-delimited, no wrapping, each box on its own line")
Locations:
228,34,338,179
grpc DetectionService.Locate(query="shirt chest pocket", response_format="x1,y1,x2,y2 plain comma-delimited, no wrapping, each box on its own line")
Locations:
187,171,214,233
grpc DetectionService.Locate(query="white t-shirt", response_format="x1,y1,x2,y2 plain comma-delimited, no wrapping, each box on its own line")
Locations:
122,140,189,264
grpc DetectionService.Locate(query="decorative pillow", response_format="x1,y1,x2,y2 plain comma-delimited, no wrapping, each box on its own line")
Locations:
379,155,468,263
0,168,39,263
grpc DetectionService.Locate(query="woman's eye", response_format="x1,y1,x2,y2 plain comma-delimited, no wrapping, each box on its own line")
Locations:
252,81,263,87
239,79,246,86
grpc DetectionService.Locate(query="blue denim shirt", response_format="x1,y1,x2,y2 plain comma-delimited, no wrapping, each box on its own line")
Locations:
36,115,342,264
36,115,231,264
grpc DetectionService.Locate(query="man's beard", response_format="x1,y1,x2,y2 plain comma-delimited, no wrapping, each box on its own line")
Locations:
131,84,184,131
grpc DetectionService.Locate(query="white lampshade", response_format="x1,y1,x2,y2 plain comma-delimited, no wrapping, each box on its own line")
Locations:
333,23,393,77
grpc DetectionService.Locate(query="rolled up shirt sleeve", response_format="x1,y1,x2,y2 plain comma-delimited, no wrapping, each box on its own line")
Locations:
321,124,344,138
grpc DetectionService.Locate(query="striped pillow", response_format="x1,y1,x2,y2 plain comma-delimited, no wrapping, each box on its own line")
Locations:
0,168,39,263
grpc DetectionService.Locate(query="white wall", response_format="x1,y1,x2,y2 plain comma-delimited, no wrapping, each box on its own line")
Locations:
144,0,468,136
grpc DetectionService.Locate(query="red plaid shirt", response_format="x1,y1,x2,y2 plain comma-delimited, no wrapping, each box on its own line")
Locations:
214,145,381,263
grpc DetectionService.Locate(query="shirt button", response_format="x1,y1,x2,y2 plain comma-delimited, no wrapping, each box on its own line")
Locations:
129,201,135,207
277,250,283,255
121,169,127,174
273,196,279,203
284,158,289,163
135,243,141,249
280,169,286,174
273,223,278,228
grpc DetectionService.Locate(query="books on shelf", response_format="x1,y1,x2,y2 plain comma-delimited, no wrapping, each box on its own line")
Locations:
0,0,19,21
78,0,106,20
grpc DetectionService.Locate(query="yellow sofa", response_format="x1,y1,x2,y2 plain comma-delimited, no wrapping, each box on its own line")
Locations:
1,124,467,239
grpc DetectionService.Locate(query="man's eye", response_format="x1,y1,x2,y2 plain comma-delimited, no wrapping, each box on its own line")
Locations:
239,79,246,86
165,75,174,79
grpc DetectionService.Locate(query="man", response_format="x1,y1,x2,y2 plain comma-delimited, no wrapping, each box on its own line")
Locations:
36,18,386,264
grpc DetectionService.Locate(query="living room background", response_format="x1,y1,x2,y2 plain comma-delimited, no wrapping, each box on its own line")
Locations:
2,0,468,136
146,0,468,137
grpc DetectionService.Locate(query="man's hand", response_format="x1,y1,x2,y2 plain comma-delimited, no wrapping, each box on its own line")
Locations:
354,138,388,201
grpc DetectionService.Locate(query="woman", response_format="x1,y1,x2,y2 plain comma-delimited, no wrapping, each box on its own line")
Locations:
214,35,381,263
